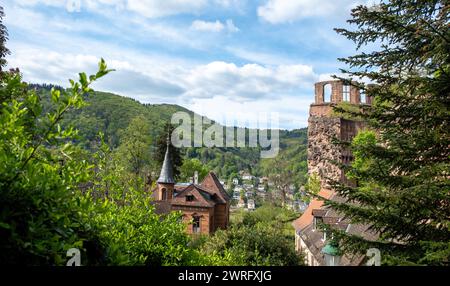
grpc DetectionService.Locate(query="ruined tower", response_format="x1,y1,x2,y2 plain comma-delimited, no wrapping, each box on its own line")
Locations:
308,80,371,189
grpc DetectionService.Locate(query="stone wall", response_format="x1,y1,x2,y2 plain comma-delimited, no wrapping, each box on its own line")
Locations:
308,112,367,188
307,114,343,188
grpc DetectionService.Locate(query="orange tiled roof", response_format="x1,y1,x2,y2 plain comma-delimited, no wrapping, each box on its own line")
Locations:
292,188,334,231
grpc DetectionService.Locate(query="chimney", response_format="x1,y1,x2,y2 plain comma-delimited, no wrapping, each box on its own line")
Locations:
194,171,199,184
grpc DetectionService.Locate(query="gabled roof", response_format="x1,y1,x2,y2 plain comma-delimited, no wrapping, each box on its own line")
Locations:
171,184,216,208
292,188,333,231
200,172,230,204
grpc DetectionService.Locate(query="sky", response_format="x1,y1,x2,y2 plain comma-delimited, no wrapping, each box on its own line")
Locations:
2,0,375,129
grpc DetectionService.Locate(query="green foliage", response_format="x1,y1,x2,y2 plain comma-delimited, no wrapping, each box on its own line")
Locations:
328,0,450,265
36,86,308,184
200,204,303,266
303,173,321,204
0,59,112,265
240,204,299,227
259,129,308,190
0,6,9,70
81,185,196,265
0,59,202,266
179,158,209,183
114,115,152,176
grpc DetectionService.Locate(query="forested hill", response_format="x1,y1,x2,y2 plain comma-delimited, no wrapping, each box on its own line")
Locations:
34,84,308,183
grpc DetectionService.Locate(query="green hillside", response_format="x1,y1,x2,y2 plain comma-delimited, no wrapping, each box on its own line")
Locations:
34,84,308,183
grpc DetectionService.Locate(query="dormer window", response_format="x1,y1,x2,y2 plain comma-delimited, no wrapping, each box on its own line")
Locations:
186,195,194,202
313,216,323,231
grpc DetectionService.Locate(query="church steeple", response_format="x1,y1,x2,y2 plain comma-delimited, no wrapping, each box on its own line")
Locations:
157,137,175,184
156,133,175,200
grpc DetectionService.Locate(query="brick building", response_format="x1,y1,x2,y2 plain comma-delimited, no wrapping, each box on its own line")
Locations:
152,141,230,235
293,80,377,266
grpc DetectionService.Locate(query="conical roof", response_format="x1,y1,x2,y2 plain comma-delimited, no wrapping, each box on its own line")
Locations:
157,141,175,184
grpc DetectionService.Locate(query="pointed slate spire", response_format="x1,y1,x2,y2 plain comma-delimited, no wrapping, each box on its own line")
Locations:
157,131,175,184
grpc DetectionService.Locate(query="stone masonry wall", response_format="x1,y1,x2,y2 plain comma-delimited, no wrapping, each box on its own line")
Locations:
308,114,342,188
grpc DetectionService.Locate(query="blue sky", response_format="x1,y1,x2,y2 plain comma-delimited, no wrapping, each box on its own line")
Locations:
3,0,375,129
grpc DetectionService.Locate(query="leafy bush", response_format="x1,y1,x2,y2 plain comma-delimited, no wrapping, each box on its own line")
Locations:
200,224,302,266
0,61,201,266
199,204,303,266
0,61,111,265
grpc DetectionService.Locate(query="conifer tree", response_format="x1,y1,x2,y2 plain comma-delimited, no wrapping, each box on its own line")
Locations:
0,6,10,70
325,0,450,265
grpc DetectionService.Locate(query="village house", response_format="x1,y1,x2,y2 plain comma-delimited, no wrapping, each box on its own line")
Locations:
152,141,230,235
247,199,256,211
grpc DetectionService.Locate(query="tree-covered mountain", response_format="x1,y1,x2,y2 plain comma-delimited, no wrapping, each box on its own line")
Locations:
34,85,308,183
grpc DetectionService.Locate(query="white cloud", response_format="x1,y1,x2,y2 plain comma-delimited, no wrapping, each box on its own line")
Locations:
126,0,207,18
187,95,311,129
225,19,239,32
183,61,317,101
9,45,315,128
14,0,208,18
258,0,342,24
191,20,225,32
3,0,325,129
190,19,239,33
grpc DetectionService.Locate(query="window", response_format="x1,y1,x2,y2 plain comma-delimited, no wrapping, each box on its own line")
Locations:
343,85,350,101
186,195,194,202
360,89,366,104
192,216,201,233
323,84,332,102
313,217,323,231
161,188,167,200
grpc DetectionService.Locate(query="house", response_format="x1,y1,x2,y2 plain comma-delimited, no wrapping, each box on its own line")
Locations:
294,193,377,266
237,197,246,208
247,199,255,211
242,173,254,181
152,141,230,235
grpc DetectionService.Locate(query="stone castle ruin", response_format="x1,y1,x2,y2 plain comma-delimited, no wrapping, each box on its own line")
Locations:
308,80,372,188
293,79,376,266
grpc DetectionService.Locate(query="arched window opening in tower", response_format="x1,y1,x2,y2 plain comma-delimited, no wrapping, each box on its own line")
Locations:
323,84,332,102
193,216,201,233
